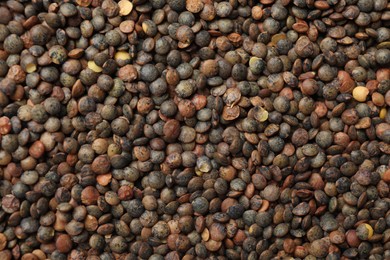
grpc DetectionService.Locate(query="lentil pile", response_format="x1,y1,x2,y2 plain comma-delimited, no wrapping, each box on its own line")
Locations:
0,0,390,259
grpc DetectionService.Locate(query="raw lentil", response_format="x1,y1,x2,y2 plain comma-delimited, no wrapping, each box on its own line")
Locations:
0,0,388,259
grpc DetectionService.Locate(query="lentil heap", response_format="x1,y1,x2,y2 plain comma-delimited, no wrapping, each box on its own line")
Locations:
0,0,389,259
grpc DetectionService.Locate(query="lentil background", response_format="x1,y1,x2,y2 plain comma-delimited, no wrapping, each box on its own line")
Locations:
0,0,390,259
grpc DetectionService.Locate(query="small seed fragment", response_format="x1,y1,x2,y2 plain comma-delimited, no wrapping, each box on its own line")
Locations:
88,61,103,73
118,0,133,16
352,86,369,102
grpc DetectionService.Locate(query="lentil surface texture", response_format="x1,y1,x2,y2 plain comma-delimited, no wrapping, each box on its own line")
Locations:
0,0,390,259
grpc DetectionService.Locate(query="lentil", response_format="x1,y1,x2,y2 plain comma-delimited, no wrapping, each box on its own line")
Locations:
0,0,388,259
